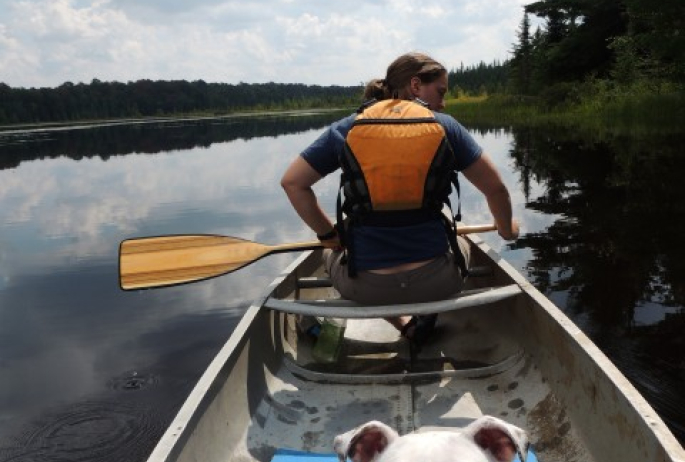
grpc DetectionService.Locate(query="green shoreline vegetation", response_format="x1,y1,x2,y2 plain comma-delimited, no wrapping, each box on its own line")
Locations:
1,0,683,132
446,81,685,136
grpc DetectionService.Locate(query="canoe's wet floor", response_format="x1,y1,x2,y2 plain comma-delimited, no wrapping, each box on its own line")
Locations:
285,304,524,378
235,310,594,462
242,338,591,462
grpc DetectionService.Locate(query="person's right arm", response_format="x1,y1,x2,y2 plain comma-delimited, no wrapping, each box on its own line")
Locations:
280,155,340,246
461,154,519,240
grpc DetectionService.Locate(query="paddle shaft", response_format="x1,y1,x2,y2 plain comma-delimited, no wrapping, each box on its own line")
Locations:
269,223,498,252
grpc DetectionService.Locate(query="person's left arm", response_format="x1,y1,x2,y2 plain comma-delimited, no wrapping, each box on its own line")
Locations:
441,114,519,240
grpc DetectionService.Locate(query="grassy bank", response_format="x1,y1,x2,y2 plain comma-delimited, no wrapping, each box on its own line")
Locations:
446,82,685,136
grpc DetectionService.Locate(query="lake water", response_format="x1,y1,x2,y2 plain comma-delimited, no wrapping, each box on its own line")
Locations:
0,112,683,461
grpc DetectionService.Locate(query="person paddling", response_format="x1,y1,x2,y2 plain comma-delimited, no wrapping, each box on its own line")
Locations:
281,51,519,347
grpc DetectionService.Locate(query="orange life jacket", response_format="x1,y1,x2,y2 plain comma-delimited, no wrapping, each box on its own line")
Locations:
336,99,467,276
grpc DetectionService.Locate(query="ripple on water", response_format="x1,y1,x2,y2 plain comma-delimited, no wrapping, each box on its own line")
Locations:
107,370,160,392
0,400,164,462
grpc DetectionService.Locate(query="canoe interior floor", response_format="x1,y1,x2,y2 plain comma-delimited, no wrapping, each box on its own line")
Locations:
235,308,593,462
286,310,523,377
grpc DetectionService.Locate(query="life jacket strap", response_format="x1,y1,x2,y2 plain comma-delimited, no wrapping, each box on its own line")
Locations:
443,173,469,277
336,180,355,276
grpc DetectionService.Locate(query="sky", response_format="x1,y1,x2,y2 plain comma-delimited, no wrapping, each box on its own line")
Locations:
0,0,532,89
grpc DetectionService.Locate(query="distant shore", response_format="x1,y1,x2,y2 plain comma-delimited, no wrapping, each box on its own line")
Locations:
0,107,350,134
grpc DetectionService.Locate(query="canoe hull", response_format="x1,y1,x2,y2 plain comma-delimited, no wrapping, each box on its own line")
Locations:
146,235,685,462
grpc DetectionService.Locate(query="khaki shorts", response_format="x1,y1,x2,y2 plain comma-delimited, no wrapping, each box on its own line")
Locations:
324,236,471,305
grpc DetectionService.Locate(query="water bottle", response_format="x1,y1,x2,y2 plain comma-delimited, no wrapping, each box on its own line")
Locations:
312,317,347,363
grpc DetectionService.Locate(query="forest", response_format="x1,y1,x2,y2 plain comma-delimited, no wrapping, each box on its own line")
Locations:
507,0,683,98
1,0,683,126
0,80,362,125
452,0,684,98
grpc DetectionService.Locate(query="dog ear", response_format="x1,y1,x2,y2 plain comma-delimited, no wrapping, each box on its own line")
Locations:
466,416,529,462
333,421,398,462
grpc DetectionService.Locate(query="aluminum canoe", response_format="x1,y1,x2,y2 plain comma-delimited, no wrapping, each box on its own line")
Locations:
145,233,685,462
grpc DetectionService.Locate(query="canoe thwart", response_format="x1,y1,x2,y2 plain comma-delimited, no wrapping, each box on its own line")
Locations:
265,284,523,318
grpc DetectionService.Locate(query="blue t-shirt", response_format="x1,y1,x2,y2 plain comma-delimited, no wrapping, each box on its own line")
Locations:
301,109,482,271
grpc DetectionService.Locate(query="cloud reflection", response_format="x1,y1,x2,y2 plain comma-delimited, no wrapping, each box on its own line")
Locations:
0,119,553,457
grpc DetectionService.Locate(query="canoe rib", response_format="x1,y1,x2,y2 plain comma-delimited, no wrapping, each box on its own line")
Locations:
283,348,525,385
263,284,522,317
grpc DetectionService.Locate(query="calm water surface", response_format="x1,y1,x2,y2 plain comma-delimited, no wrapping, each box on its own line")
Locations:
0,113,683,461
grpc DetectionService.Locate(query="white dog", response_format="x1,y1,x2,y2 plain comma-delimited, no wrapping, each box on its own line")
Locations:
333,415,529,462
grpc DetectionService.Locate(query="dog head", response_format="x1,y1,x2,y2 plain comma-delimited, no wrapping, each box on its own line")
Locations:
333,415,528,462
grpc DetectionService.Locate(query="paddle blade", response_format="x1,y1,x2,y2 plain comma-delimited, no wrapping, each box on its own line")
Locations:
119,235,273,290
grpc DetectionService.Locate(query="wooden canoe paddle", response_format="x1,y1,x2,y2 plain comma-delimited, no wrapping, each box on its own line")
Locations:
119,224,497,290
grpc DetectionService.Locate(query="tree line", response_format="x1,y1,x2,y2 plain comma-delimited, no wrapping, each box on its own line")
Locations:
1,63,510,126
508,0,684,97
449,0,683,103
448,61,509,96
0,80,362,125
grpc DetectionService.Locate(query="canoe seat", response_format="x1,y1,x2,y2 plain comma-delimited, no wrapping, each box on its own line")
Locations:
264,284,522,318
295,265,493,289
295,277,334,289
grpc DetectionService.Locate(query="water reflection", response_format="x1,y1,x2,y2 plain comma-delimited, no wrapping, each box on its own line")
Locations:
508,126,685,439
0,113,346,461
510,126,685,323
0,114,683,461
0,111,347,169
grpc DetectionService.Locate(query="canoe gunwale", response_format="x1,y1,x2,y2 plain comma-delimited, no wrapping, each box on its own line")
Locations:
467,236,685,461
145,251,317,462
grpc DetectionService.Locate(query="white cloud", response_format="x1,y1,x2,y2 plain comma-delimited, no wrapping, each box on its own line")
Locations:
0,0,532,88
